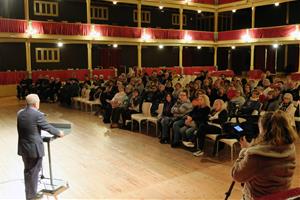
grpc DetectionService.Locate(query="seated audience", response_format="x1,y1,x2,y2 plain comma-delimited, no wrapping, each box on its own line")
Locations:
160,90,192,144
121,89,141,128
110,85,128,128
279,93,297,128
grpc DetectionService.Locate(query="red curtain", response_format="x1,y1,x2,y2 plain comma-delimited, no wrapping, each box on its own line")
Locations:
0,18,27,33
252,25,296,39
192,0,215,4
183,66,216,75
143,67,181,75
31,69,89,82
210,70,234,77
218,0,244,4
0,71,27,84
92,69,116,80
266,46,276,73
31,21,89,36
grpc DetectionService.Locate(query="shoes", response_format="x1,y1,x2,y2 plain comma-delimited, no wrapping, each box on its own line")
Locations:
110,123,119,128
171,142,180,148
31,192,43,200
182,141,195,148
193,150,204,157
159,138,168,144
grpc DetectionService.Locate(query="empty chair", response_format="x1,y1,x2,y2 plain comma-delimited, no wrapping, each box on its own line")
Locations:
147,103,164,136
131,102,152,132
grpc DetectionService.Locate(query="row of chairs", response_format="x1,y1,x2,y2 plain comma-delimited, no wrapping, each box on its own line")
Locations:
129,101,240,160
72,97,101,112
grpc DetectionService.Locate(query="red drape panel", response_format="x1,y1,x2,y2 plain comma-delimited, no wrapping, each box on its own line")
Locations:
254,46,266,71
218,25,297,41
95,25,141,38
0,18,27,33
92,69,116,80
31,21,89,36
291,73,300,81
210,70,234,77
0,71,27,84
192,0,215,4
183,66,216,75
252,25,296,39
31,69,89,82
143,67,181,75
218,29,247,41
218,0,244,4
248,69,263,79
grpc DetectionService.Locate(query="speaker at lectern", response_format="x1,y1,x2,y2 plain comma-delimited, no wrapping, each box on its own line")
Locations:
40,123,71,198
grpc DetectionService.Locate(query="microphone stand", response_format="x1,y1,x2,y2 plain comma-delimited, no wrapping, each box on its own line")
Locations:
224,181,235,200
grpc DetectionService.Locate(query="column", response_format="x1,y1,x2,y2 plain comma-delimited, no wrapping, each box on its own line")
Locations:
25,41,32,78
227,49,232,69
138,44,142,70
137,1,142,28
264,47,268,71
179,8,183,30
298,44,300,72
87,42,92,77
179,45,183,68
214,12,218,32
251,7,255,28
86,0,91,24
24,0,29,20
214,46,218,69
250,44,255,70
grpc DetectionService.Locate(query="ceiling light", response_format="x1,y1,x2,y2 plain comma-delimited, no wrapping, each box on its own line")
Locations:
231,46,236,50
197,46,202,49
113,1,117,5
274,2,279,6
241,30,252,43
291,30,300,40
141,33,151,41
57,42,63,47
197,10,202,14
113,44,118,48
184,34,192,42
232,9,236,13
273,44,279,49
159,5,163,10
158,45,164,49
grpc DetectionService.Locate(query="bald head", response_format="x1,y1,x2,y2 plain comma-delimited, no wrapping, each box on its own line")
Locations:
26,94,40,109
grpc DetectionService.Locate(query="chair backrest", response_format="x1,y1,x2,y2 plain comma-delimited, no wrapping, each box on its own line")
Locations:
157,103,164,116
142,102,152,116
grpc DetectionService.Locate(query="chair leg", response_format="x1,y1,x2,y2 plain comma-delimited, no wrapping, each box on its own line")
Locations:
131,120,134,131
146,121,149,135
139,122,141,133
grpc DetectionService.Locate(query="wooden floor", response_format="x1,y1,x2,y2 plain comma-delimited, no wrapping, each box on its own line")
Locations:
0,97,299,199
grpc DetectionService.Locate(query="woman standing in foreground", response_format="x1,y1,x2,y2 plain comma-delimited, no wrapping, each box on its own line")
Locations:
232,110,298,200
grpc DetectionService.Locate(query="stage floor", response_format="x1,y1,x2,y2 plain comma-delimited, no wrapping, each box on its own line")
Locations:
0,97,299,199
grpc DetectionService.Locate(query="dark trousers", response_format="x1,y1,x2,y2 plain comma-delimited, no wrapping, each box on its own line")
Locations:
22,156,43,200
121,109,138,127
197,124,222,151
111,107,124,123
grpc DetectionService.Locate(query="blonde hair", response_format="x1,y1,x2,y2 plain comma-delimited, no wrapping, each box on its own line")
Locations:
283,93,293,102
256,110,298,145
213,99,226,111
198,94,210,108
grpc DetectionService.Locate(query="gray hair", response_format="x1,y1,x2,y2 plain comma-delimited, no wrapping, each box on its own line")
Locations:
26,94,40,106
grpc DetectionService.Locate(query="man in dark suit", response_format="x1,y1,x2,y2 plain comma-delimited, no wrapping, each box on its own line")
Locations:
17,94,64,200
